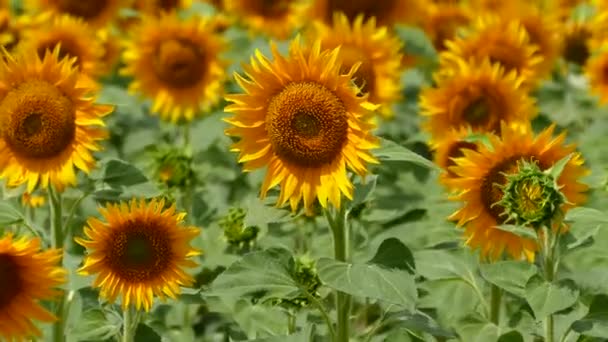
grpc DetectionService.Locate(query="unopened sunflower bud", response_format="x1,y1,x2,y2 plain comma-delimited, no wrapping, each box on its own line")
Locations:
497,161,565,229
219,208,259,249
152,147,194,189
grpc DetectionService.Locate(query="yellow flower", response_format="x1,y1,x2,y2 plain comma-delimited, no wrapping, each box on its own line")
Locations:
224,37,379,213
420,58,536,143
585,50,608,104
309,0,427,27
21,192,46,208
448,124,588,261
18,15,103,78
75,198,201,312
121,13,226,123
96,29,122,76
309,13,403,119
431,126,480,190
0,234,66,341
0,47,112,192
423,3,471,51
134,0,193,15
223,0,308,39
24,0,123,28
439,15,543,86
562,21,592,66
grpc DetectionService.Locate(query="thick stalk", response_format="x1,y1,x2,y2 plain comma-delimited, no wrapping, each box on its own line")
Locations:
123,306,135,342
542,226,555,342
49,186,65,342
489,284,502,325
325,206,351,342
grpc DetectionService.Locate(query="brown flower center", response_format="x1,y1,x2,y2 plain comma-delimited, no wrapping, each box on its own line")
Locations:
106,219,172,282
267,82,349,167
57,0,109,20
0,80,76,159
0,254,22,310
247,0,290,18
153,38,205,89
339,45,375,96
563,27,591,66
463,97,491,126
481,156,525,222
158,0,180,12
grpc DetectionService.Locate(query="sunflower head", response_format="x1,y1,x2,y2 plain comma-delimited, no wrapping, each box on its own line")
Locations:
18,15,103,77
309,0,427,27
497,160,566,229
309,13,403,119
224,0,308,39
563,22,592,66
448,124,589,261
586,50,608,104
0,46,112,192
439,15,543,86
76,198,201,311
133,0,193,16
151,146,194,188
224,37,379,213
121,13,226,123
423,3,471,51
432,126,481,189
420,58,536,143
24,0,123,28
0,234,66,341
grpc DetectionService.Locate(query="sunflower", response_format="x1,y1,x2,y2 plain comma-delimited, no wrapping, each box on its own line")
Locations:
133,0,193,15
585,50,608,104
223,0,308,39
0,47,112,192
439,16,543,86
75,198,201,311
224,37,379,213
309,13,403,119
431,126,480,189
121,14,226,123
0,234,66,341
97,29,121,76
563,21,592,66
0,10,22,54
448,123,588,261
423,3,471,52
24,0,123,28
21,191,46,207
309,0,427,27
420,58,536,143
18,15,103,77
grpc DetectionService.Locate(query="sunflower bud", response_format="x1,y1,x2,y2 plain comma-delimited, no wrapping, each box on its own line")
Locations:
219,208,259,250
276,256,322,310
497,161,565,229
151,147,194,189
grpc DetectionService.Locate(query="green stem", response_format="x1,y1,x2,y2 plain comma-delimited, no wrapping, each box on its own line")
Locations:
49,186,65,342
325,206,351,342
182,123,191,151
542,226,555,342
287,311,296,334
489,284,502,325
123,306,135,342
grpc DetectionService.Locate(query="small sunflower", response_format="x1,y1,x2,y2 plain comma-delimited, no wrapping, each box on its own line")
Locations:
223,0,308,39
224,37,379,213
448,123,588,261
18,15,103,77
121,14,226,123
585,50,608,104
563,21,592,66
309,13,403,119
75,198,201,311
423,3,471,52
439,16,543,86
134,0,193,15
0,234,66,341
24,0,123,28
0,47,112,192
309,0,427,27
420,58,536,143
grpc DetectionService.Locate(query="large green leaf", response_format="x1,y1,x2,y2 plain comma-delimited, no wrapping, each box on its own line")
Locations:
207,248,300,301
69,308,122,341
102,159,149,188
375,138,438,170
571,294,608,338
368,237,415,274
0,201,24,226
525,279,579,319
134,323,161,342
388,311,456,338
480,261,538,297
317,258,417,310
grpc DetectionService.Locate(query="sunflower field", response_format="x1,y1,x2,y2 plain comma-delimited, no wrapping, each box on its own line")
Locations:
1,0,608,341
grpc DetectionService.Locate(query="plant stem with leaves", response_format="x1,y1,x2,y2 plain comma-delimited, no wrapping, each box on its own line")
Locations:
325,205,351,342
541,225,557,342
49,186,65,342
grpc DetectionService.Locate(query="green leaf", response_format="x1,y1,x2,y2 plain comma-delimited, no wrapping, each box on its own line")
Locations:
207,248,300,301
497,330,525,342
0,201,24,225
393,25,437,60
389,311,456,338
494,224,538,240
102,159,148,188
571,294,608,338
243,197,291,228
350,175,378,209
246,325,315,342
546,154,573,179
375,138,438,170
414,250,478,282
565,207,608,225
525,279,579,319
70,309,122,341
134,323,161,342
368,238,415,274
317,258,417,310
480,261,538,297
457,315,499,342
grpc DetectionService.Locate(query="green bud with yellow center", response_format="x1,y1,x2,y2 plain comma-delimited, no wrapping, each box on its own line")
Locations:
219,207,260,249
